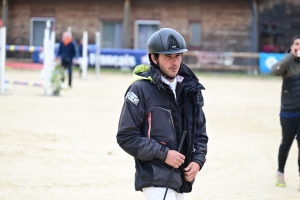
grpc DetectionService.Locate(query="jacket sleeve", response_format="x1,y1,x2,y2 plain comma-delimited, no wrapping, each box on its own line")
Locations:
271,53,295,76
116,83,169,162
192,107,208,171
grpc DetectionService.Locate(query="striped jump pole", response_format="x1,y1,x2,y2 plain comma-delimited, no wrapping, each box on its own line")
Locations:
5,80,43,87
6,45,43,52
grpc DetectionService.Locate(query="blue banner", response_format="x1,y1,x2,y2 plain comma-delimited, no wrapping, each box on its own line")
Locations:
32,44,149,68
259,52,285,74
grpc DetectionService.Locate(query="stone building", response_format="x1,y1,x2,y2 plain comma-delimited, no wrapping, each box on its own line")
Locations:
0,0,299,57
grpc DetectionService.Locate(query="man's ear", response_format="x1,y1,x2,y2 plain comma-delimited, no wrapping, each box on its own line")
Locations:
151,54,157,64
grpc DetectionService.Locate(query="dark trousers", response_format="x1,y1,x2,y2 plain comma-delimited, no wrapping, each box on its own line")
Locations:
278,116,300,173
62,60,73,87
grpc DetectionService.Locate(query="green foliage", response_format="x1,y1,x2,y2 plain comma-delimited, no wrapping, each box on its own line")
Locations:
51,64,65,96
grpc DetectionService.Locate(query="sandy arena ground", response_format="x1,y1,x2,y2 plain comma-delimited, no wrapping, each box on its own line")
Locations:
0,68,299,200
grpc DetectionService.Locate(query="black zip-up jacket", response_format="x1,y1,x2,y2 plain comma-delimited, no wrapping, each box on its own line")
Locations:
117,63,208,193
271,52,300,112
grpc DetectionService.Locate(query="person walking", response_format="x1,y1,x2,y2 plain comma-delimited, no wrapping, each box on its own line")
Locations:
116,28,208,200
56,31,77,88
271,34,300,189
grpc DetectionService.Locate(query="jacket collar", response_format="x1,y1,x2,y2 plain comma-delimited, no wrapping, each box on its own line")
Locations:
132,63,205,90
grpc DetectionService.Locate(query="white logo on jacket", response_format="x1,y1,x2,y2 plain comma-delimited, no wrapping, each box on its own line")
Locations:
125,91,139,105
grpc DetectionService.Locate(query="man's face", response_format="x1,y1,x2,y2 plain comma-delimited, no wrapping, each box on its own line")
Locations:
152,53,182,80
291,38,300,56
62,32,70,41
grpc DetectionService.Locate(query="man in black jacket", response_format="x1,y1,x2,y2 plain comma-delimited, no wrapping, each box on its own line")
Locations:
271,35,300,189
117,28,208,199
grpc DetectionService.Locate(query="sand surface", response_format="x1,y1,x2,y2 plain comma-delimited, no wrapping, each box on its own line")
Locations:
0,69,299,200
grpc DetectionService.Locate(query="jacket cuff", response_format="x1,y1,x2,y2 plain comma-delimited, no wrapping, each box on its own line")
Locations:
193,159,204,171
157,145,169,161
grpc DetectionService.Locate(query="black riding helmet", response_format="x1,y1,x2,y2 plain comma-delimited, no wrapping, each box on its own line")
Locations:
147,28,188,55
147,28,188,79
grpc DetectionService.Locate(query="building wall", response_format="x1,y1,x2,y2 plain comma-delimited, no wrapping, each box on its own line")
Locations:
4,0,253,53
258,0,286,52
131,0,252,52
258,0,300,51
7,0,31,45
285,0,300,45
5,0,124,45
200,0,252,52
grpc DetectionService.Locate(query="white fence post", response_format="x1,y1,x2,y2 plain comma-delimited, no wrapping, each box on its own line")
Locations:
50,27,56,64
41,20,52,95
0,26,6,94
95,31,101,78
81,31,88,79
67,26,72,37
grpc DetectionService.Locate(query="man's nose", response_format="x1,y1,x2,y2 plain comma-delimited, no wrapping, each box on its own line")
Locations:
171,56,179,63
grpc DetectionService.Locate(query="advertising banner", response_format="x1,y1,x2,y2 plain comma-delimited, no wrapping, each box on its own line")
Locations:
259,52,285,74
32,44,149,68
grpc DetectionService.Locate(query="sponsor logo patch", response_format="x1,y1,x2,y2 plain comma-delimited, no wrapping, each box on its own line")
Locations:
125,91,140,105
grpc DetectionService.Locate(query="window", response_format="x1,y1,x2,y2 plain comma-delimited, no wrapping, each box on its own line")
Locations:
100,21,123,48
189,22,201,46
134,20,160,49
30,18,55,46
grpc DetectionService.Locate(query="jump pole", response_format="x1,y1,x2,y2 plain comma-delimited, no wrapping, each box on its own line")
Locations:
41,20,52,95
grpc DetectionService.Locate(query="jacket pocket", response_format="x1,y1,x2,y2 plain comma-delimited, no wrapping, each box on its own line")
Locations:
193,90,206,127
282,89,290,104
150,161,182,190
148,106,176,146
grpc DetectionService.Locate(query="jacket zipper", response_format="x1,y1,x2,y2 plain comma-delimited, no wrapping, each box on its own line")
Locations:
157,106,175,130
181,84,202,192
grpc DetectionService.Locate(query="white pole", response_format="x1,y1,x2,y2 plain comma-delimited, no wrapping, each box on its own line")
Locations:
41,20,51,95
67,26,72,37
81,31,88,79
0,26,6,94
95,31,101,78
50,27,56,66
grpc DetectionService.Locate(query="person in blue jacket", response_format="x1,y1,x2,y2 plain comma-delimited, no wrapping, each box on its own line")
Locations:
57,32,77,88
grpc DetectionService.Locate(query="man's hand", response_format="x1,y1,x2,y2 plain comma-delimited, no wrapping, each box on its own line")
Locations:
184,162,201,182
165,150,185,168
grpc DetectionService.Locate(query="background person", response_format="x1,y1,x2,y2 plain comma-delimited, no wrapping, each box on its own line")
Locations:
271,34,300,189
56,31,77,88
117,28,208,200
